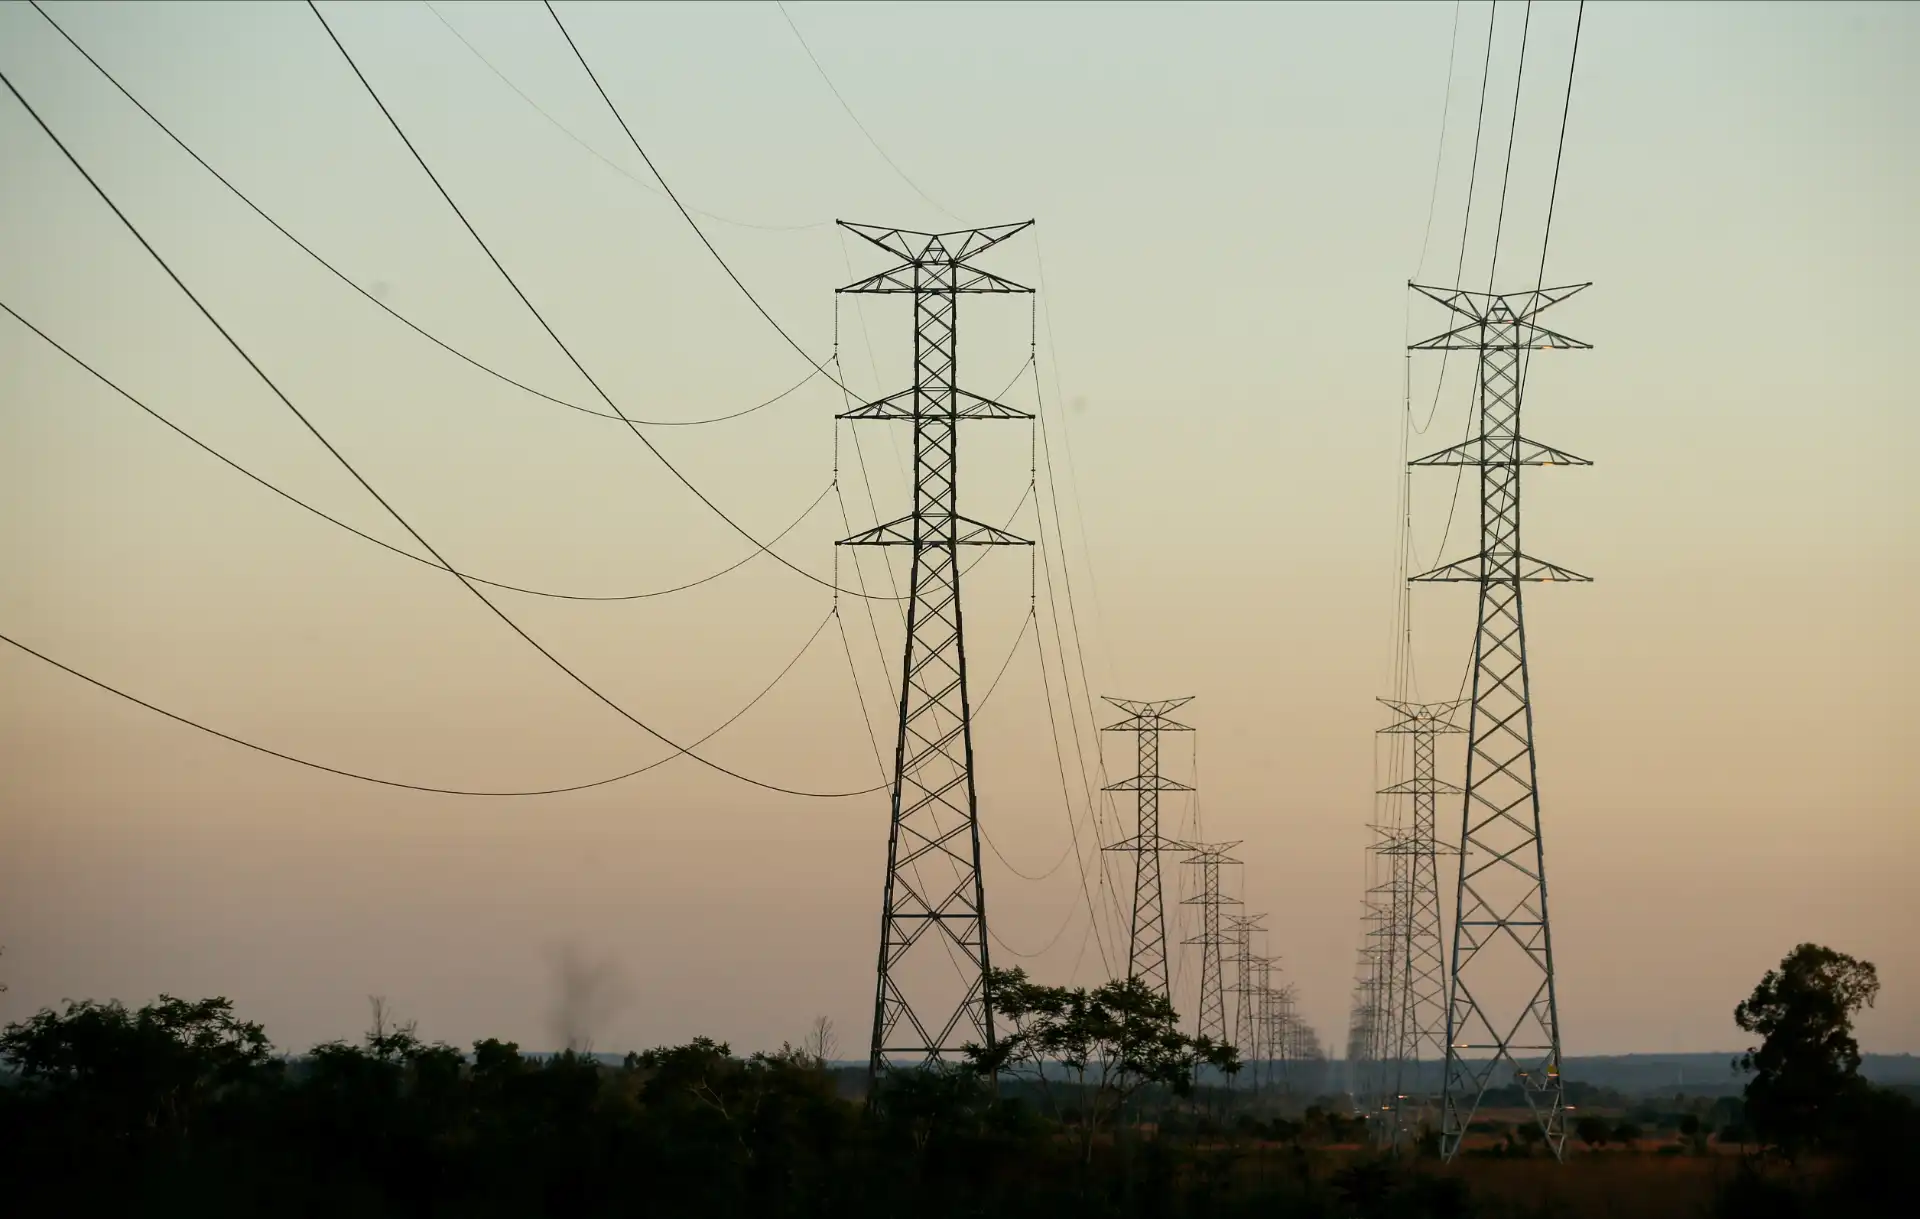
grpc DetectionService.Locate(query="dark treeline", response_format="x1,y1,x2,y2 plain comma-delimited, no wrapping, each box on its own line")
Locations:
1,946,1915,1217
0,999,1406,1219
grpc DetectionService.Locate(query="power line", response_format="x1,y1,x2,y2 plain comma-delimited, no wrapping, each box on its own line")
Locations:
979,618,1076,885
0,611,838,797
29,1,817,429
1454,1,1500,287
307,2,885,603
1407,1,1465,439
0,60,875,801
1417,1,1504,581
1031,453,1126,954
773,1,960,221
1485,0,1533,292
1031,241,1114,689
1412,1,1465,280
1535,2,1585,292
1023,252,1133,963
1032,597,1114,977
541,1,853,394
1030,361,1129,941
426,0,832,233
988,901,1082,960
3,295,842,603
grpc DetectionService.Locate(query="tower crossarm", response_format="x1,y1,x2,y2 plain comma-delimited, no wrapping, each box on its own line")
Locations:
1100,696,1196,725
1101,776,1195,792
1181,842,1243,868
1409,553,1591,583
1379,777,1465,798
841,220,1034,265
1103,833,1194,852
840,514,1031,548
1412,436,1590,467
839,387,1031,421
1408,281,1591,342
1377,698,1468,734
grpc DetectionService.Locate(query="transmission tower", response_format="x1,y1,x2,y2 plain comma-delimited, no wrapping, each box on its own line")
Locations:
1345,890,1389,1120
1378,699,1465,1145
839,222,1035,1076
1182,842,1242,1046
1285,1008,1327,1096
1101,697,1195,1001
1249,953,1277,1092
1227,911,1266,1089
1408,281,1591,1159
1267,981,1302,1094
1366,833,1407,1141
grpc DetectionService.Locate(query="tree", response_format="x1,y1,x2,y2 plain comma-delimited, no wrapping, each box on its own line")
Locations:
1674,1112,1713,1155
0,995,275,1137
1574,1113,1611,1149
1734,942,1879,1157
802,1015,838,1067
966,967,1238,1163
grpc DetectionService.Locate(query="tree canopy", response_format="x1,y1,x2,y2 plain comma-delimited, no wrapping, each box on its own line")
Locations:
1734,942,1880,1156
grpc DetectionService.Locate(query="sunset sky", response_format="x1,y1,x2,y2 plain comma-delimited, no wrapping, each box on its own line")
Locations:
1,1,1913,1059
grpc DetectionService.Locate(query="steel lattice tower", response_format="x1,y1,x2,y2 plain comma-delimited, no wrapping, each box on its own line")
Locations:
1379,699,1465,1145
1408,281,1591,1159
1101,697,1195,1000
1346,889,1391,1121
839,222,1035,1075
1227,911,1266,1088
1268,981,1303,1094
1182,842,1242,1044
1249,954,1277,1092
1368,831,1408,1139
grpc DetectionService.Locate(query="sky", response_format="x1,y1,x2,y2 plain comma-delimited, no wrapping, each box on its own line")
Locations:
0,1,1914,1061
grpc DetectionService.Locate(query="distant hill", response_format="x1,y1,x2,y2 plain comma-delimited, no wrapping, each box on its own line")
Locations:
1323,1053,1920,1098
522,1050,1920,1099
1565,1052,1920,1096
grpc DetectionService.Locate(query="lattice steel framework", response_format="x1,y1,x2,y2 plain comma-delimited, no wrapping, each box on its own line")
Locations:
1408,282,1591,1160
1378,699,1465,1146
839,222,1035,1075
1346,887,1392,1123
1227,912,1266,1087
1182,842,1242,1044
1267,980,1306,1094
1249,954,1277,1092
1369,835,1407,1138
1101,697,1195,1001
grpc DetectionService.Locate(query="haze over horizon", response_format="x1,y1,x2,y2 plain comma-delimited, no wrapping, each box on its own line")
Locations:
1,0,1913,1060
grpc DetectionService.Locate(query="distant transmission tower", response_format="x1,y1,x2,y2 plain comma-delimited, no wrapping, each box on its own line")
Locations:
1227,912,1266,1088
1267,981,1302,1094
839,222,1035,1076
1366,829,1406,1139
1101,697,1195,1000
1408,281,1592,1159
1345,890,1388,1120
1249,953,1277,1092
1182,842,1242,1045
1379,699,1465,1145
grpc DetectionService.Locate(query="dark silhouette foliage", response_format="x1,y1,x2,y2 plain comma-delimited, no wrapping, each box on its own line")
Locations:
1734,942,1879,1157
0,981,1914,1218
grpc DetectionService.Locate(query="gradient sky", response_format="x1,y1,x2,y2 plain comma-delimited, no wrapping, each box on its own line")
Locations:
1,1,1914,1060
